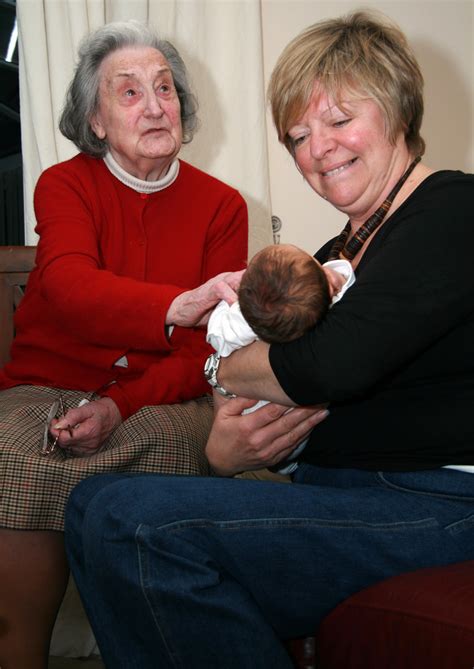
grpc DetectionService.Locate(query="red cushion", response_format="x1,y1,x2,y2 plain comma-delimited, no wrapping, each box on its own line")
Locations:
316,561,474,668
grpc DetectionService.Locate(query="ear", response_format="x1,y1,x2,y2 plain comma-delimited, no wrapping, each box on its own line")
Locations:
90,113,106,140
322,266,339,298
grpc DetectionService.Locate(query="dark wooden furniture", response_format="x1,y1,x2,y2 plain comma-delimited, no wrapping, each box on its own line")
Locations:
0,244,36,365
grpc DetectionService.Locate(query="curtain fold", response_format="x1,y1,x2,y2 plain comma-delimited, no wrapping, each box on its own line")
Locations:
17,0,272,256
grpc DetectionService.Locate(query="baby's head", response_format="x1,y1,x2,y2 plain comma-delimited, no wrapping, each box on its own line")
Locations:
238,244,331,344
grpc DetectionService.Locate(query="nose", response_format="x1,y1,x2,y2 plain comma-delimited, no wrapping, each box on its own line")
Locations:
309,127,336,161
143,90,164,118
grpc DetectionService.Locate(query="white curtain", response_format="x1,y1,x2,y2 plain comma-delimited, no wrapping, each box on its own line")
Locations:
17,0,273,257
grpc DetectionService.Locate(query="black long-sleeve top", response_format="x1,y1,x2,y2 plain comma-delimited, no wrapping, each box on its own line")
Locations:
269,171,474,470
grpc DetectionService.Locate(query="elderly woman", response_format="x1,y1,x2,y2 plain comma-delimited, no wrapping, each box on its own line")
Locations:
66,11,474,668
0,20,247,668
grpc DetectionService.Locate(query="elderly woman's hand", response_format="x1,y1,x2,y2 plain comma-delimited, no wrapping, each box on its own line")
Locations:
166,269,245,328
205,394,329,476
50,398,122,457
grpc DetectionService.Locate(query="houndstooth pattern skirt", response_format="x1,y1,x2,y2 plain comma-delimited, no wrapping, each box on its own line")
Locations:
0,386,214,531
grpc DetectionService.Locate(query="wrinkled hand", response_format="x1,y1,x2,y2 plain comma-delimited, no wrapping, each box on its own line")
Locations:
50,397,122,457
205,394,329,476
166,270,245,328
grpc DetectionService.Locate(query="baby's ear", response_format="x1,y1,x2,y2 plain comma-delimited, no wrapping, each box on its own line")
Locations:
322,267,340,298
327,283,337,298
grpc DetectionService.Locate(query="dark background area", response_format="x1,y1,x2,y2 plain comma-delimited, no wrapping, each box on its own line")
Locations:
0,0,24,245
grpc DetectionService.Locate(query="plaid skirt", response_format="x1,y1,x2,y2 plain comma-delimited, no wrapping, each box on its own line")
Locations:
0,386,214,531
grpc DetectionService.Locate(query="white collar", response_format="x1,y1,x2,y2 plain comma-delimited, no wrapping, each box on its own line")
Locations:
103,152,180,193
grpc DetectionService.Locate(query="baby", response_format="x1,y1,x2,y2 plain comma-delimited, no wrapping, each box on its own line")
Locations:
207,243,355,473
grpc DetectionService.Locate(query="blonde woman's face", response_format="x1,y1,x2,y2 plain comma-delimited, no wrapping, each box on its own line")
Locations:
287,83,408,224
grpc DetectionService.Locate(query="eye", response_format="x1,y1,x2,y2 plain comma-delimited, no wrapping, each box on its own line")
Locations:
157,81,177,98
333,118,350,128
124,88,136,97
291,134,308,149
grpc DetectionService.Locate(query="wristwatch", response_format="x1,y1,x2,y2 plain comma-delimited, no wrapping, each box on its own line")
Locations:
204,352,237,398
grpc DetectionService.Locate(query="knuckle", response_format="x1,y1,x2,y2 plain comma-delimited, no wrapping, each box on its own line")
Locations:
285,428,298,447
267,404,284,420
252,444,270,463
281,413,296,431
246,433,260,451
241,423,255,441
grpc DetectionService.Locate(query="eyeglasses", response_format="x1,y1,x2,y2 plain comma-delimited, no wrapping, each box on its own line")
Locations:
41,394,73,456
40,386,101,456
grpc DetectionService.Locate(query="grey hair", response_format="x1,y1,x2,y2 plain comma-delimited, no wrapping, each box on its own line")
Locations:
59,20,198,157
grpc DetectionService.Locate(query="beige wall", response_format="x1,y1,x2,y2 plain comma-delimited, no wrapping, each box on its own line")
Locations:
261,0,474,255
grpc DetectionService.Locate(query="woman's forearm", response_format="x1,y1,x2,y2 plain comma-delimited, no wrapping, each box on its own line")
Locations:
217,341,297,406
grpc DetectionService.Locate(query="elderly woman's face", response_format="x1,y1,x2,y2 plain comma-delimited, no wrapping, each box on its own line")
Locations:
91,46,182,180
287,83,408,223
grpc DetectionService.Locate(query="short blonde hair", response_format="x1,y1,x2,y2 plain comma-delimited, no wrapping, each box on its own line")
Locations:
268,10,425,157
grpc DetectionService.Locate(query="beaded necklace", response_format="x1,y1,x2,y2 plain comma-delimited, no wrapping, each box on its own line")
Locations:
327,156,421,261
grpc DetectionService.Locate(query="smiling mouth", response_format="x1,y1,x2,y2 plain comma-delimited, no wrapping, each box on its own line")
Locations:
322,157,357,177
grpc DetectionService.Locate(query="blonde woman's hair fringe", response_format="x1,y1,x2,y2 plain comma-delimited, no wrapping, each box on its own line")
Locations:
268,10,425,157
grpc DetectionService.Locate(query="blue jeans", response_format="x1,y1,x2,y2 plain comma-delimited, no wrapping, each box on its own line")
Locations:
65,465,474,669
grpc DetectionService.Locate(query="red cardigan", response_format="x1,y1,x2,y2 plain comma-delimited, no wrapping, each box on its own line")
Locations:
0,154,248,419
